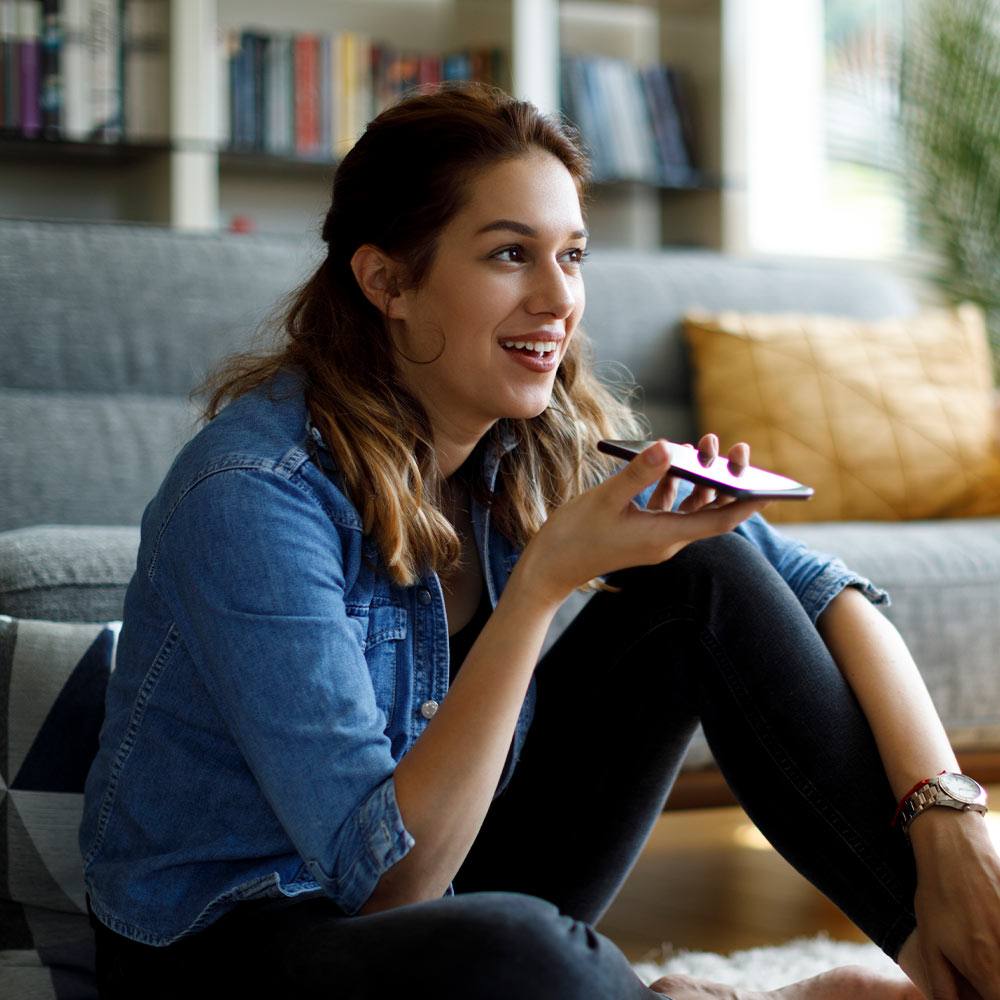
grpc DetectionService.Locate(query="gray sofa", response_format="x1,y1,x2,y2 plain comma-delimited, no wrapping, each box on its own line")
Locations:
2,217,1000,998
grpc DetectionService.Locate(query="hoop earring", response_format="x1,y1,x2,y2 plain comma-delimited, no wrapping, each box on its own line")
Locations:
391,324,446,365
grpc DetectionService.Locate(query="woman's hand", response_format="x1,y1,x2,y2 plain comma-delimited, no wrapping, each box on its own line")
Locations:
517,436,767,609
907,809,1000,999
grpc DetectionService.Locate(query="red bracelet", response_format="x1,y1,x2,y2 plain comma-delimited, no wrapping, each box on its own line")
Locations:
891,770,947,828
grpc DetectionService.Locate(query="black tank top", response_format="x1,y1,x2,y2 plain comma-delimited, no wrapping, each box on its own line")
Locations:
448,587,492,682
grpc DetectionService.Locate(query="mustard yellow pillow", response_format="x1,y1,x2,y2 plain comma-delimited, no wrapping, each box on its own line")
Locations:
682,304,1000,523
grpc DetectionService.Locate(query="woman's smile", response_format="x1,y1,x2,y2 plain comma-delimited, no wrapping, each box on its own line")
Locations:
498,335,564,371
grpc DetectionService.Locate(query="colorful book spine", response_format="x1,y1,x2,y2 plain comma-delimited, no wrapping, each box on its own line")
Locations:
560,53,696,187
319,33,331,155
229,29,261,150
39,0,59,135
293,33,319,156
224,26,507,161
17,0,41,136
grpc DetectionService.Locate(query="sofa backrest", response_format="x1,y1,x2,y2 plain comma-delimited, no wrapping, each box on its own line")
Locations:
0,217,919,532
578,249,920,443
0,219,318,531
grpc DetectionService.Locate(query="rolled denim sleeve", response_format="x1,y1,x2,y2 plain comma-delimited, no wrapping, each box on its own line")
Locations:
734,512,889,622
663,482,889,622
149,463,414,914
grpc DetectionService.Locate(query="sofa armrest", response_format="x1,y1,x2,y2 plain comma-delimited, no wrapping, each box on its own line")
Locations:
0,526,140,623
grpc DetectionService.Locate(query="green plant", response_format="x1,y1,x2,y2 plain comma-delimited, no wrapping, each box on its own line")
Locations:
900,0,1000,363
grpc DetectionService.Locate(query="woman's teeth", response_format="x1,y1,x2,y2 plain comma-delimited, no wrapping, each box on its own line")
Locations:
501,340,557,355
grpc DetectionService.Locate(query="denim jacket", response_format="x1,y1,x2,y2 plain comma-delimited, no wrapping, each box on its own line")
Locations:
80,375,887,946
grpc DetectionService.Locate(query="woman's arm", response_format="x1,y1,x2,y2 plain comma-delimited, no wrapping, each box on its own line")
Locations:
361,440,767,913
818,586,1000,999
816,586,958,796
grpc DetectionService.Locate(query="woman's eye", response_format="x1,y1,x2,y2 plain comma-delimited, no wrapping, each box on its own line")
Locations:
563,247,590,265
493,246,528,263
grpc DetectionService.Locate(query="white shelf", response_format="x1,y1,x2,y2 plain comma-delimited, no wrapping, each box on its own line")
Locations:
0,0,744,249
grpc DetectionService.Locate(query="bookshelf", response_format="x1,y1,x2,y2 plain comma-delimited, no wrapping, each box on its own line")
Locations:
0,0,746,250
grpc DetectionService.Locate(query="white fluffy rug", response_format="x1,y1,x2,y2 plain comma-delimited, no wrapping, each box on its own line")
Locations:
632,935,903,990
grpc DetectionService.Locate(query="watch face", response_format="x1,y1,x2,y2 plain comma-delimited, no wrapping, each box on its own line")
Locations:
939,773,983,803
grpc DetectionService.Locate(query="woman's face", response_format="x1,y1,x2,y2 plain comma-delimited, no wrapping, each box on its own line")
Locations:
389,150,587,451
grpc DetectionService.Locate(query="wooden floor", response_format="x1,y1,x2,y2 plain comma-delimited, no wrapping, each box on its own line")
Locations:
596,785,1000,963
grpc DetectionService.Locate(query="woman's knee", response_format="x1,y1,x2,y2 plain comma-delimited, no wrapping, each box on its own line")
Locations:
443,893,632,997
612,531,786,617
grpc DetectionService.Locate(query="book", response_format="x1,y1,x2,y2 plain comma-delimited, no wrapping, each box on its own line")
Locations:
229,29,263,150
560,52,697,186
561,55,605,179
123,0,169,143
335,30,370,158
60,0,87,138
250,30,264,151
318,32,330,155
641,64,693,186
666,67,698,174
222,24,507,162
39,0,58,136
293,33,319,156
263,32,292,155
88,0,121,140
17,0,41,137
1,0,21,131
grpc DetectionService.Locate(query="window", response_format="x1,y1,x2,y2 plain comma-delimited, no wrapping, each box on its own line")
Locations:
744,0,905,257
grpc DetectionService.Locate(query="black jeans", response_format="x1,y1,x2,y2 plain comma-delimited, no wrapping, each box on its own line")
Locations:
92,534,918,999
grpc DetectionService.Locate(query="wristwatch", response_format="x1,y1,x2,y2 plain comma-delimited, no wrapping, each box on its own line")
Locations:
896,772,989,836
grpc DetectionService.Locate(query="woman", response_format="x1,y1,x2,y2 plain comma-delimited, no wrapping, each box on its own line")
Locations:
80,85,1000,999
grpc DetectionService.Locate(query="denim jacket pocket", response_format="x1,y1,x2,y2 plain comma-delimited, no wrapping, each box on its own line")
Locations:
346,601,407,730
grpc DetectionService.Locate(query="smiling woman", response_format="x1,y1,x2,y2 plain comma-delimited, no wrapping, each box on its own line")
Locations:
79,84,1000,1000
198,88,637,590
351,151,589,471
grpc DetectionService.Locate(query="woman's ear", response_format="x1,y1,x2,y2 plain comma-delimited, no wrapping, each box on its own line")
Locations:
350,245,407,320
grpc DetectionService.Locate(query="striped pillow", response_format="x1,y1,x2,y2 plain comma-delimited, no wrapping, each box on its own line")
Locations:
1,616,119,1000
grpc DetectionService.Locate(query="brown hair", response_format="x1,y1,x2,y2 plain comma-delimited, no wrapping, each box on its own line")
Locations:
203,84,643,585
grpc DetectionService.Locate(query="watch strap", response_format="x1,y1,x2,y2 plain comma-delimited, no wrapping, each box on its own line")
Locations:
893,772,988,836
891,771,944,829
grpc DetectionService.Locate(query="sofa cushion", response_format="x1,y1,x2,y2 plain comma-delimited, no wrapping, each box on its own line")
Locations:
0,218,316,532
0,390,198,533
785,519,1000,754
683,304,1000,523
0,528,140,623
1,615,118,999
0,219,313,399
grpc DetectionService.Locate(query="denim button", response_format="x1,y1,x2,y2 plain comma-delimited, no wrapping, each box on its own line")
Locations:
420,700,439,719
417,588,432,606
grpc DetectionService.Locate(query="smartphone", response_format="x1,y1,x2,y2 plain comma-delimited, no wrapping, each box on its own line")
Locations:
597,439,814,501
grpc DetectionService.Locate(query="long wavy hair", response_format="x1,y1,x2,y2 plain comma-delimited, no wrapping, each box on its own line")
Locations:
202,85,644,586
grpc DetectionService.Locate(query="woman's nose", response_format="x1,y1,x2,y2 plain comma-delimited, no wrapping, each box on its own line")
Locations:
525,260,578,319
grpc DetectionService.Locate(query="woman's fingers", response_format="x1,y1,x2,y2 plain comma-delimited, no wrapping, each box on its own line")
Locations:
530,440,768,602
697,432,719,467
644,435,754,514
726,440,750,475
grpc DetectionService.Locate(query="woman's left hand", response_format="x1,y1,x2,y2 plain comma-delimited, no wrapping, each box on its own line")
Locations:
645,433,751,514
909,809,1000,999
